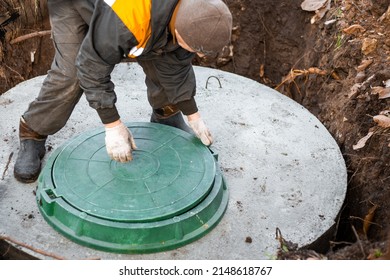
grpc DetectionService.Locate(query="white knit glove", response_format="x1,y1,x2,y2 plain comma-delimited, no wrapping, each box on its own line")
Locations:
105,122,137,162
188,118,213,146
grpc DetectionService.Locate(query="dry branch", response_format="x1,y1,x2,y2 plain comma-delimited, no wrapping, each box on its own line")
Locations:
274,67,338,97
1,152,13,180
0,234,102,260
0,234,65,260
10,30,51,44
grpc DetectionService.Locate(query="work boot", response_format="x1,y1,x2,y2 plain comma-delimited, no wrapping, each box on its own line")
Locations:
14,118,47,183
150,105,193,134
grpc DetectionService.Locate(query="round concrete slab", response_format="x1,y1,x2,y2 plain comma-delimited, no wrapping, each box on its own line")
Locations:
0,63,347,259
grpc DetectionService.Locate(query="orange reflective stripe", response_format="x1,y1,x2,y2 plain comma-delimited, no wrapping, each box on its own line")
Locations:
110,0,152,51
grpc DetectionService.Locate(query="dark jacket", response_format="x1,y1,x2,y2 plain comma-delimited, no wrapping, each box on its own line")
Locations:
75,0,197,124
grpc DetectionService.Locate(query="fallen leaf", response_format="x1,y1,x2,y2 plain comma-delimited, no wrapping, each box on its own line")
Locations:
378,5,390,23
373,115,390,128
301,0,328,11
363,203,378,237
310,0,331,24
353,131,374,150
371,86,390,99
259,64,264,78
343,24,366,35
331,71,341,80
355,71,366,83
362,38,378,55
344,0,352,10
357,58,373,72
348,83,362,98
379,110,390,116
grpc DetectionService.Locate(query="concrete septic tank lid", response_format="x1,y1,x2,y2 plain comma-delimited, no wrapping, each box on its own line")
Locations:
0,64,347,259
36,122,228,253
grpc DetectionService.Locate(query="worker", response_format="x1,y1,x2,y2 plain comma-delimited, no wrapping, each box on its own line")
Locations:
13,0,232,183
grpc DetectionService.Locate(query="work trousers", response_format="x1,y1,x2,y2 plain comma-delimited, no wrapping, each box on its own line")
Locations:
23,0,87,135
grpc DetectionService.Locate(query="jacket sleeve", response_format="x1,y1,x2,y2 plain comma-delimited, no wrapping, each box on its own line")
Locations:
76,1,138,124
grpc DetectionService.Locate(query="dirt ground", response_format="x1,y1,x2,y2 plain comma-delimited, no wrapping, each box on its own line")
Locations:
1,0,389,260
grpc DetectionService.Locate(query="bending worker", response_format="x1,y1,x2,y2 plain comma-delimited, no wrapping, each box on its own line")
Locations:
14,0,233,183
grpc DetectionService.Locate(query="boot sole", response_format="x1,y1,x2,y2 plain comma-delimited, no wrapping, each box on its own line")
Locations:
13,151,45,184
14,170,40,184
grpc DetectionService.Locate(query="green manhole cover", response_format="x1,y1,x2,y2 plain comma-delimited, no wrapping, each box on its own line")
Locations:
36,122,228,253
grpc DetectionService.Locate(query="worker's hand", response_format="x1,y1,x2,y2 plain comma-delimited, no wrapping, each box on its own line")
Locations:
187,113,213,146
104,120,137,162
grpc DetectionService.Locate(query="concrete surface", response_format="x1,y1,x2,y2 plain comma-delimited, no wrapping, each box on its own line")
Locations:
0,63,347,259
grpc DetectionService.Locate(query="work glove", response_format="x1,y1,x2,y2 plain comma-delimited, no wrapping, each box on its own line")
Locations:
188,118,214,146
105,122,137,162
